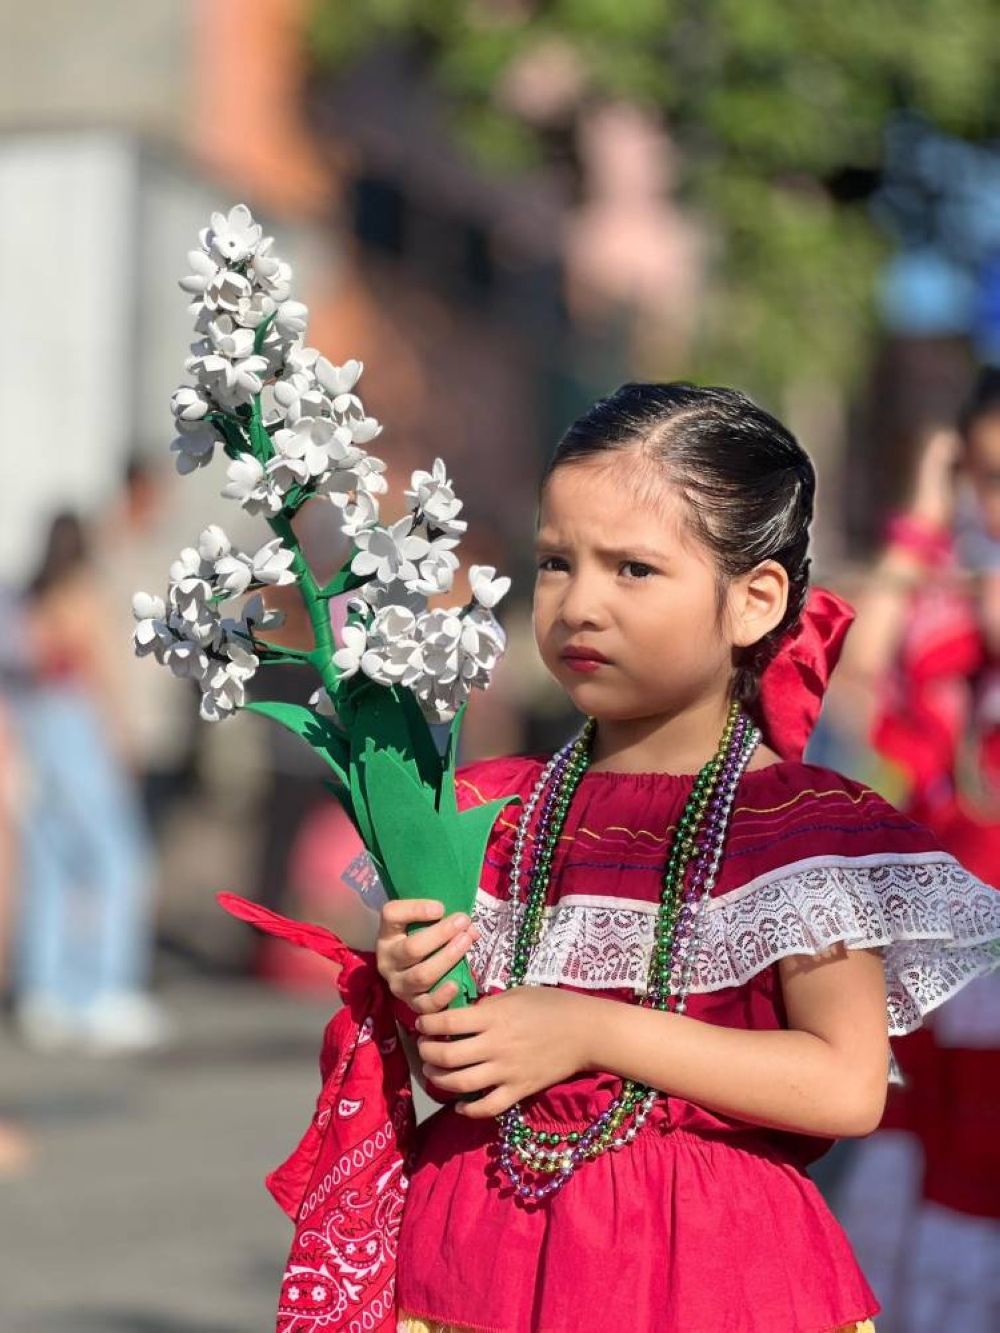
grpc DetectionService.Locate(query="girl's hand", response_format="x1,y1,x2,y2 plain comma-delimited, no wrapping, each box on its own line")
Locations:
415,987,595,1119
375,898,481,1016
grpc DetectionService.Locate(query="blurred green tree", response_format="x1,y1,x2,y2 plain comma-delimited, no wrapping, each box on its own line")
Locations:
305,0,1000,400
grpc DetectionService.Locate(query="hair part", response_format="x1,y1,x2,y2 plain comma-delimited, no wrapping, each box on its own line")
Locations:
540,382,815,715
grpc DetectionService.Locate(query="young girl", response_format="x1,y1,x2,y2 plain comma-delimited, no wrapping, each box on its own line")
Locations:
229,383,1000,1333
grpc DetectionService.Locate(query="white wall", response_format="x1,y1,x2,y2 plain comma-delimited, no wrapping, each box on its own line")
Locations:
0,129,332,585
0,131,137,579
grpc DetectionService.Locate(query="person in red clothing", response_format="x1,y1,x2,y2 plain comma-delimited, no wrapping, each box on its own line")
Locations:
368,384,999,1333
232,384,999,1333
830,372,1000,1332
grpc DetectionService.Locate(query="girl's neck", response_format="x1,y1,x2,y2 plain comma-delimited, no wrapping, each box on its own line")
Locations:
588,696,735,776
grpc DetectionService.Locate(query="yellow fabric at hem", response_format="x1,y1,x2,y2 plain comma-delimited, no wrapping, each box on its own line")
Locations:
397,1318,876,1332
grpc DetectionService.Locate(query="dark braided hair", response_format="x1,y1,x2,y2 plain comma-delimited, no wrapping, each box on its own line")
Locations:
540,383,815,716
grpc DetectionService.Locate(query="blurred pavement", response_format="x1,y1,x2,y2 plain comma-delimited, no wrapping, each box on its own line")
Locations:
0,976,335,1332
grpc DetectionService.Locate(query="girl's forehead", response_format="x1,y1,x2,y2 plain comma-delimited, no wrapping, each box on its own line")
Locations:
539,458,687,541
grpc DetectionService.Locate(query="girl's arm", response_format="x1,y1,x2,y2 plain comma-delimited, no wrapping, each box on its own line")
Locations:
582,944,889,1138
417,943,890,1138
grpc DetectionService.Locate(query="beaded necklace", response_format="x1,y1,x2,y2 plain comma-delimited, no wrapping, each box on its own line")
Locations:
496,701,761,1201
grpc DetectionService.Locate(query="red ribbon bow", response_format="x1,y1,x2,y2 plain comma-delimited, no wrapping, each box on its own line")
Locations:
755,587,855,761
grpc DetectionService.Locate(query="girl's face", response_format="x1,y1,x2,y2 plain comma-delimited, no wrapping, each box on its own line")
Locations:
533,457,738,725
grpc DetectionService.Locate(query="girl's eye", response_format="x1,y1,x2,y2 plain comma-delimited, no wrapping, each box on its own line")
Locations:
537,556,569,573
621,560,655,579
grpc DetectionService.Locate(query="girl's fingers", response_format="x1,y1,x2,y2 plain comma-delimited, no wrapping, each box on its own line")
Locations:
455,1086,514,1119
380,898,446,934
417,1033,490,1069
400,916,474,967
380,912,471,969
421,1061,497,1096
403,930,475,992
408,982,459,1016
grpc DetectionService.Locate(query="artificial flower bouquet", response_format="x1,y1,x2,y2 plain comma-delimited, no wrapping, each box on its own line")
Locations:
133,204,516,1005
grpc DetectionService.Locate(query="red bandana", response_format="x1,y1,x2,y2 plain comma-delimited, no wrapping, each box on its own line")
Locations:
755,587,856,761
219,894,414,1333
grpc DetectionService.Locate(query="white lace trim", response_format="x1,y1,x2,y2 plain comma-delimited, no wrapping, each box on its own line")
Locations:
466,851,1000,1036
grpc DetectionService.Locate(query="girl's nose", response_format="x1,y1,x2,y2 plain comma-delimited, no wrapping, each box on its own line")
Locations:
558,578,606,630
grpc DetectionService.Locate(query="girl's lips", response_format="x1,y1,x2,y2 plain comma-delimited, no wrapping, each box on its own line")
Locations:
560,650,610,673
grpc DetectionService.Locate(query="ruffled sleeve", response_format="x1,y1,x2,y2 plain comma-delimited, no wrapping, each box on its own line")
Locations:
688,764,1000,1036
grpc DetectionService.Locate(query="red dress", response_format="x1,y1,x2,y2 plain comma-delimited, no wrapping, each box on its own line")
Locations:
394,754,1000,1333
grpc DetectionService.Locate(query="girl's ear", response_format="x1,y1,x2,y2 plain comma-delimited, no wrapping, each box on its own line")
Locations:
728,561,789,648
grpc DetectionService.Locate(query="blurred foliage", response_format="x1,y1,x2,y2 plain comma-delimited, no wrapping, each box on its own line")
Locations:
305,0,1000,398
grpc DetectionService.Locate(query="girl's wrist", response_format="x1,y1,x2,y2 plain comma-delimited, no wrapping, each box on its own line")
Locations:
575,993,623,1075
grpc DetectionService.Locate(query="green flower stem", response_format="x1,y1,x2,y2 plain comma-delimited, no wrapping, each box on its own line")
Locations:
267,511,340,700
248,396,272,464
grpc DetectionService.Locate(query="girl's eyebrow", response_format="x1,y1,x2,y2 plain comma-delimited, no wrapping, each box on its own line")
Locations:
535,534,668,563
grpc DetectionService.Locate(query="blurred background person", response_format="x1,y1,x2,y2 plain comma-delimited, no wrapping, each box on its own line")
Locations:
10,511,169,1054
829,373,1000,1332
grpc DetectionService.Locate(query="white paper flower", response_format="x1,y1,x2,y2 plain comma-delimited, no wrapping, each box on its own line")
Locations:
460,605,506,670
271,418,339,482
164,637,211,681
331,623,367,679
406,458,467,537
205,204,262,265
132,593,172,660
199,643,258,721
277,381,329,426
361,605,421,685
354,582,427,617
339,491,381,537
408,539,460,596
469,564,511,610
170,428,216,475
213,552,254,595
206,315,257,361
351,518,429,585
356,453,389,495
274,300,309,337
198,525,232,564
232,289,278,330
249,537,296,587
374,605,420,642
315,357,362,398
222,454,285,516
320,459,370,510
251,237,292,300
168,580,218,646
170,385,210,425
203,268,253,315
179,249,220,297
346,416,383,445
284,344,320,377
168,546,207,587
187,347,269,408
